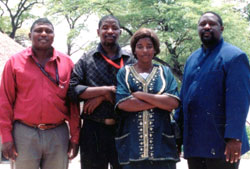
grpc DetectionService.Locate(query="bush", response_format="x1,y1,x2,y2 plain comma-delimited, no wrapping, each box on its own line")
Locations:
243,125,250,159
247,126,250,139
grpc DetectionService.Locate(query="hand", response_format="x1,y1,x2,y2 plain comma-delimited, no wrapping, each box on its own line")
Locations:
109,85,116,93
104,91,115,104
83,96,104,114
224,138,242,163
104,118,116,125
2,141,18,160
132,91,145,100
68,142,79,160
106,86,116,103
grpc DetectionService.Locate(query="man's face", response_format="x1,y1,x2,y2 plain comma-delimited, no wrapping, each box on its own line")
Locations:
198,13,224,47
97,18,121,47
29,23,54,50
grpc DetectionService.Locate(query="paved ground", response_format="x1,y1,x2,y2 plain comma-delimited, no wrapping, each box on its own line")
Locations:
1,155,250,169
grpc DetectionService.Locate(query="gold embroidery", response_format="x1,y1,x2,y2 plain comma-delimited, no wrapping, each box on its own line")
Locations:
157,66,166,94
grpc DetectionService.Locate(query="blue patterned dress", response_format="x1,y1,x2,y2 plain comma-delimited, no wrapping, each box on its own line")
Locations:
115,64,180,168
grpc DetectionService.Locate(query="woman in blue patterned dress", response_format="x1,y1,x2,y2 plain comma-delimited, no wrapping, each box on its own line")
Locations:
115,28,180,169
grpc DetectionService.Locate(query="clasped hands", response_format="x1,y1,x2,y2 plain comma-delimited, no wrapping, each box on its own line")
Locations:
83,86,116,115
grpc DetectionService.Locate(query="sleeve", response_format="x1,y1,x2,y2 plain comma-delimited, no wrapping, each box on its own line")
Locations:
224,53,250,141
0,59,16,143
67,101,80,144
114,67,133,112
68,54,88,103
162,66,180,100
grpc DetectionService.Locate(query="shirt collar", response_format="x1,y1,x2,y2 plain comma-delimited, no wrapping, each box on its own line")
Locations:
95,43,130,60
201,38,224,54
27,46,61,62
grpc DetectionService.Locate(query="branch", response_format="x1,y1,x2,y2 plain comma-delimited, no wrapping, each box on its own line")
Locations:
1,0,14,17
14,1,38,19
105,8,113,15
153,56,171,67
65,15,73,29
0,6,4,16
70,41,89,56
121,26,133,36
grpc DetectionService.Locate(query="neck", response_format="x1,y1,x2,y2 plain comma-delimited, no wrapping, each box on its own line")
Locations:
203,43,216,49
135,62,153,73
32,47,53,66
101,43,118,58
203,38,221,49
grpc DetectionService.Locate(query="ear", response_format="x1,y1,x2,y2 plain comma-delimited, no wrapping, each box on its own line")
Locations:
28,32,31,40
221,26,224,32
97,29,100,37
119,29,122,35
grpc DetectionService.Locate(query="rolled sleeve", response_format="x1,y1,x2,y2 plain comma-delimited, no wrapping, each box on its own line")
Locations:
68,55,87,102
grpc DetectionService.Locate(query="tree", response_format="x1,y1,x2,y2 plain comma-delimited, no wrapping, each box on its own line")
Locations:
46,0,93,56
92,0,206,81
0,0,41,39
93,0,250,81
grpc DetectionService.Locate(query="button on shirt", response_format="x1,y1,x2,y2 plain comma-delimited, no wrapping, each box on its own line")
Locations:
0,47,80,144
68,43,136,120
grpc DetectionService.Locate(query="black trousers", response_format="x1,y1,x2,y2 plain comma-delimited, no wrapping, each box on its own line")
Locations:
187,157,240,169
80,119,122,169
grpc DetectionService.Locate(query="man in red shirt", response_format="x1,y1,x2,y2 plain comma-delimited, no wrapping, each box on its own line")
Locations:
0,18,80,169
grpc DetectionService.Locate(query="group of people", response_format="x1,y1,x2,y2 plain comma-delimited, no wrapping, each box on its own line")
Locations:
0,11,249,169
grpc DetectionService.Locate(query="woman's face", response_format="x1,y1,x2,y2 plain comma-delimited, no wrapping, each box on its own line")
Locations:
134,37,155,64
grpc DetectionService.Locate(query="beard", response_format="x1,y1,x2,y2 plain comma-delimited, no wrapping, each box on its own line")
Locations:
200,30,220,47
103,41,117,47
103,35,118,47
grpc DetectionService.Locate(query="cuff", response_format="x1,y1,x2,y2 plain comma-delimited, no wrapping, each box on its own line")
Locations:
1,129,13,144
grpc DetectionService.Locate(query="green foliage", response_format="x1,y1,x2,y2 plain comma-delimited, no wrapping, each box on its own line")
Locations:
1,0,250,77
221,6,250,57
0,15,11,33
0,0,40,38
94,0,250,81
247,125,250,140
45,0,94,55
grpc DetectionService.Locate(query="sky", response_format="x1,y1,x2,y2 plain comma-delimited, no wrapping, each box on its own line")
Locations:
52,14,100,63
1,2,100,63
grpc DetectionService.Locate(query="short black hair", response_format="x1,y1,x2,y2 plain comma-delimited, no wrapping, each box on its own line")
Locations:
30,18,54,32
98,15,121,28
199,11,223,26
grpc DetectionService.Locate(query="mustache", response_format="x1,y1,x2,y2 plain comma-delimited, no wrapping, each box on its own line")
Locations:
104,34,116,39
201,29,213,35
38,37,49,41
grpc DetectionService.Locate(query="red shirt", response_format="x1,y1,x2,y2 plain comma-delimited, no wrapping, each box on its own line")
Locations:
0,47,80,144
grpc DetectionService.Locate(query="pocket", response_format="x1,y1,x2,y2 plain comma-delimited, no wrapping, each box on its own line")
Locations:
115,133,130,163
54,80,68,99
161,132,177,154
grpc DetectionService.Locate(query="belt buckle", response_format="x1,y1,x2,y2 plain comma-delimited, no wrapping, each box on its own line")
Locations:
37,124,46,130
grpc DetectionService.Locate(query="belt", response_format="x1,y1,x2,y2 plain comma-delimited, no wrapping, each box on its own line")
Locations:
18,120,65,130
83,117,116,125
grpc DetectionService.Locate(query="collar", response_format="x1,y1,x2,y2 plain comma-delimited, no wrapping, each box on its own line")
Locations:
26,46,60,62
95,43,130,60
